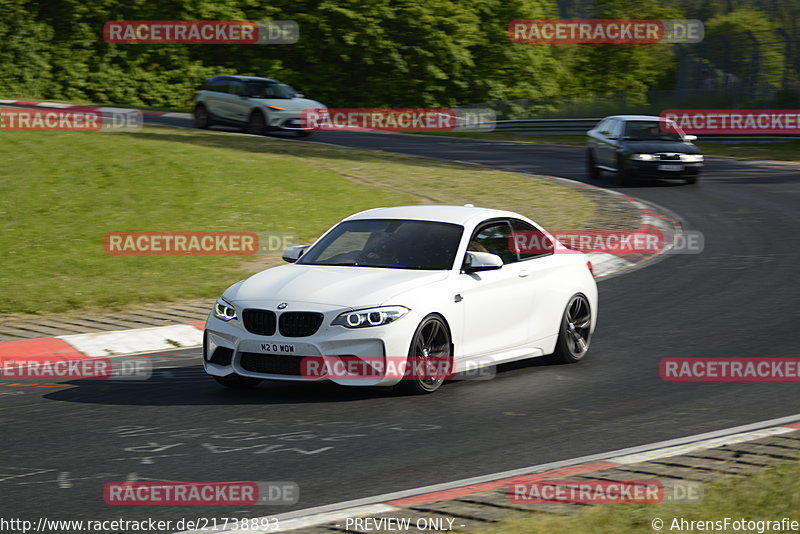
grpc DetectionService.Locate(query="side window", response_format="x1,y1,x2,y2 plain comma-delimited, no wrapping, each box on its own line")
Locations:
468,221,517,264
208,79,228,93
229,81,247,96
609,119,623,138
595,118,609,134
509,219,553,260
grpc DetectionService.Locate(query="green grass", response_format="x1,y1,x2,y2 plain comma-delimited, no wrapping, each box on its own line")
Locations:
418,132,800,162
479,460,800,534
0,127,592,314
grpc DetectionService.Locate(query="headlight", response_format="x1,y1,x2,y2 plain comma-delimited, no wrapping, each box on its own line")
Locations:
214,298,237,321
680,154,704,162
332,306,409,328
630,153,655,161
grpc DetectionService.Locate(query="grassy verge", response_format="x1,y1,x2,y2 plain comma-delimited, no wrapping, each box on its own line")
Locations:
0,127,592,314
419,132,800,162
479,460,800,534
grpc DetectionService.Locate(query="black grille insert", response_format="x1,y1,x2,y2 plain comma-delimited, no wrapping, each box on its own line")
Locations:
240,352,302,375
242,309,277,336
209,347,233,366
279,312,324,337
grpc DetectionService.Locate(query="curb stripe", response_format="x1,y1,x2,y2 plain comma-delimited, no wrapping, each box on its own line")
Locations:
387,460,617,507
0,322,205,361
0,337,85,363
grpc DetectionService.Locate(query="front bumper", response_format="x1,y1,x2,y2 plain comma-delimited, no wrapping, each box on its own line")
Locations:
626,160,703,179
203,308,421,387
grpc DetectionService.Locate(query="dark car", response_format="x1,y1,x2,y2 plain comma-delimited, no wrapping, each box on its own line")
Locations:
586,115,703,185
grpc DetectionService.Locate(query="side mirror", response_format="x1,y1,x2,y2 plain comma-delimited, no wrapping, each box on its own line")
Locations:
282,245,309,263
462,251,503,273
295,93,304,98
606,133,618,140
684,134,697,142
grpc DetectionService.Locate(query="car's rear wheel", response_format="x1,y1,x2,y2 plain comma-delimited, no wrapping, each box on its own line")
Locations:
548,294,592,364
587,149,600,180
213,373,261,389
247,111,267,135
297,130,312,138
398,315,452,394
193,105,211,129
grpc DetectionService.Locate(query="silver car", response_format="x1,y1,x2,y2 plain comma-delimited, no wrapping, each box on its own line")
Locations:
193,75,326,137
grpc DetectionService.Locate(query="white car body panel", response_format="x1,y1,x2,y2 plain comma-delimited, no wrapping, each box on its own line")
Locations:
204,205,598,387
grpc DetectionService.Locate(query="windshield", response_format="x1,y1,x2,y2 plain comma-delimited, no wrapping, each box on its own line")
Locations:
297,219,464,270
623,120,685,142
246,81,297,99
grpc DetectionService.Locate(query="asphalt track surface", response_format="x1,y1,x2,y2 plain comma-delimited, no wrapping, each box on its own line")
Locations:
2,117,799,528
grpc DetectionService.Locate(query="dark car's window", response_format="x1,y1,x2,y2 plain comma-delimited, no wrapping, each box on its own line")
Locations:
467,221,517,265
608,118,623,138
246,82,297,99
623,120,683,142
298,219,463,270
509,219,553,260
594,118,609,134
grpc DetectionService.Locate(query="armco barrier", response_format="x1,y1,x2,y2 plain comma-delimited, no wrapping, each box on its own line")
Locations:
486,117,800,140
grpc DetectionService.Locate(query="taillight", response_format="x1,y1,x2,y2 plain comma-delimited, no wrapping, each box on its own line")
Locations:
587,261,594,276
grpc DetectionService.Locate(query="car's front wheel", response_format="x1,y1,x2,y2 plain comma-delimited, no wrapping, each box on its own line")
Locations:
685,175,699,184
398,314,452,394
587,149,600,180
548,294,592,364
616,154,633,186
213,373,261,389
247,111,268,135
297,130,312,138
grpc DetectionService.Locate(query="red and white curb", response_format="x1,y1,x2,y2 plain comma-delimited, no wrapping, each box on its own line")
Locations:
179,415,800,533
0,99,187,119
0,322,205,365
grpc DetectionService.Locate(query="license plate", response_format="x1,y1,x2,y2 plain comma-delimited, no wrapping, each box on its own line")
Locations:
259,343,296,354
657,164,684,171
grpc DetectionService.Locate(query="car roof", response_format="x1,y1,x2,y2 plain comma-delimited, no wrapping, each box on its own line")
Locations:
207,75,280,84
605,115,671,121
344,205,529,226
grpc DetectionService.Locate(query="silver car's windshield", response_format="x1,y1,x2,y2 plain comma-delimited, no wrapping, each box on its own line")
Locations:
297,219,464,270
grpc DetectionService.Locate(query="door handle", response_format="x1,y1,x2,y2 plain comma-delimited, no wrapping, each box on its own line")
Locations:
518,269,529,278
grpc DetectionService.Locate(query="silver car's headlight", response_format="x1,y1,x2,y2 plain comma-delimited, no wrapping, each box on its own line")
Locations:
630,153,655,161
332,306,409,328
214,298,237,321
680,154,704,162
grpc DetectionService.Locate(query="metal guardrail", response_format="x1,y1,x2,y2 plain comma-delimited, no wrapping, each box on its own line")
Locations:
488,117,800,141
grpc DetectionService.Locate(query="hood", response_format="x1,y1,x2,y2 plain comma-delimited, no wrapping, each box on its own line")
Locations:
620,140,700,154
251,97,325,111
226,264,449,308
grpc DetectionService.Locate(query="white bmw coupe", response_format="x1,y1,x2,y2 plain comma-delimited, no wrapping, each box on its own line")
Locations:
203,205,598,394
